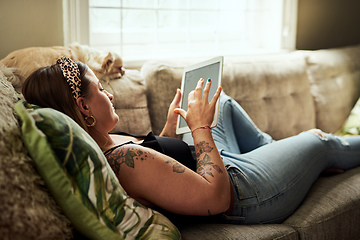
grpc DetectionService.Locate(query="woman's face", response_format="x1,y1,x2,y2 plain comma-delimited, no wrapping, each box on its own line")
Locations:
84,69,119,133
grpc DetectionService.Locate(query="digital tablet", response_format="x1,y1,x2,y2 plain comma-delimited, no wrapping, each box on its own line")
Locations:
176,56,224,135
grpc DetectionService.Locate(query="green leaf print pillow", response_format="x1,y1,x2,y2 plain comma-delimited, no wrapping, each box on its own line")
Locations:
14,100,181,240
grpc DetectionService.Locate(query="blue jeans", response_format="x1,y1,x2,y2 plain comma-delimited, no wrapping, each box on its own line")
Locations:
212,93,360,224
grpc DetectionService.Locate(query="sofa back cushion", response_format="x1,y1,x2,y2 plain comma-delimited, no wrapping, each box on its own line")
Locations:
142,53,316,140
305,44,360,133
222,53,315,139
141,60,185,135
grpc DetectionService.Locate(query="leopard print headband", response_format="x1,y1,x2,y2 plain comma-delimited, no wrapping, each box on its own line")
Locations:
56,57,81,100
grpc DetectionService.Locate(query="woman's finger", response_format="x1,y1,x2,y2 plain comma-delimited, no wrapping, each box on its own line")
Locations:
194,78,204,100
202,78,212,102
210,86,222,106
172,88,182,106
174,108,186,119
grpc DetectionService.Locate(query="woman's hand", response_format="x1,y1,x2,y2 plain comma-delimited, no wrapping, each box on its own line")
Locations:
175,78,222,132
159,88,182,138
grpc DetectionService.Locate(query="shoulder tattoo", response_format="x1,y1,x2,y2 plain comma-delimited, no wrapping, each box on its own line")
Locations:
106,146,154,175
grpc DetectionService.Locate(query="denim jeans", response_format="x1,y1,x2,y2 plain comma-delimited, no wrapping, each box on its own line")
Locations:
212,93,360,224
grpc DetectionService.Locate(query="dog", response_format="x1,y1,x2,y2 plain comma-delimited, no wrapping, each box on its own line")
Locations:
0,43,125,90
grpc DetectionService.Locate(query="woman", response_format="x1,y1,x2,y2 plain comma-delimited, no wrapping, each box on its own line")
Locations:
23,57,360,224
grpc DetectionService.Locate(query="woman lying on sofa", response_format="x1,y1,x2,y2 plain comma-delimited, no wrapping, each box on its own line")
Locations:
22,57,360,224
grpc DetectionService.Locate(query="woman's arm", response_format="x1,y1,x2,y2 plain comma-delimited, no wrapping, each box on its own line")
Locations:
108,79,231,216
174,78,230,213
107,142,230,216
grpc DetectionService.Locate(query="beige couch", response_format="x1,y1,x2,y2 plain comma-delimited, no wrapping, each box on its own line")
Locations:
1,44,360,239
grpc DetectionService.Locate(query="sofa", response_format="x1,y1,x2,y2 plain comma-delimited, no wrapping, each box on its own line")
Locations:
1,44,360,239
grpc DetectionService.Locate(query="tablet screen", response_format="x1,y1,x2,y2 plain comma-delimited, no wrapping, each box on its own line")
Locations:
176,56,223,134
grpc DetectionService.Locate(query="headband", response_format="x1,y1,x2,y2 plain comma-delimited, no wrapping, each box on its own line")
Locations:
56,56,81,100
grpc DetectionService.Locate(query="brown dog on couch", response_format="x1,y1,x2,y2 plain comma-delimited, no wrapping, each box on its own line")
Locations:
0,43,125,90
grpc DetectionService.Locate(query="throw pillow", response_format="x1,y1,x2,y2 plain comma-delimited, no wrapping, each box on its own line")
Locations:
14,100,181,240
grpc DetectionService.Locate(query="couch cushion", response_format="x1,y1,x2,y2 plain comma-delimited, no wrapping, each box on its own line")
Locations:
15,101,181,240
222,53,315,140
283,167,360,239
142,53,316,140
0,64,73,239
101,69,152,135
179,223,298,240
305,44,360,133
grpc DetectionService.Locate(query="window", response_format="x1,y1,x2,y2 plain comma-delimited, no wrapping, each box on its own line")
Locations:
63,0,297,61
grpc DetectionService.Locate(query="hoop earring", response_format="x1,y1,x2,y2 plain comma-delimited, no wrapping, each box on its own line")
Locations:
85,115,96,127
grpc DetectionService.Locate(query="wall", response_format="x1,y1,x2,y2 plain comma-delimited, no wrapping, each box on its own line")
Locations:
296,0,360,50
0,0,64,59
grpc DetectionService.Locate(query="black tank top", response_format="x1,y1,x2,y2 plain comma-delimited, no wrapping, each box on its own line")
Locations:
104,132,197,171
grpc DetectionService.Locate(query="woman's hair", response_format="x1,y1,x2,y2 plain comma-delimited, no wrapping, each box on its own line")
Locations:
22,61,92,131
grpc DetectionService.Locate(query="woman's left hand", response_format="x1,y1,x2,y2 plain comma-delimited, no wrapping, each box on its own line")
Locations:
159,88,182,138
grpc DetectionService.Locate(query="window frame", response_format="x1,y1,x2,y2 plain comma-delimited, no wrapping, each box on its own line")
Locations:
63,0,298,59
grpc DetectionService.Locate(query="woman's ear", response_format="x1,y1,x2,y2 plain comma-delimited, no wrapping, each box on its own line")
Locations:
76,97,91,117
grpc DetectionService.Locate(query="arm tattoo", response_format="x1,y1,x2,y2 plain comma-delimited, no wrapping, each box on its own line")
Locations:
106,147,153,176
196,141,214,158
196,141,223,178
165,159,186,173
106,146,185,175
